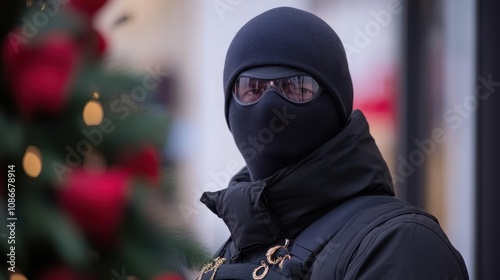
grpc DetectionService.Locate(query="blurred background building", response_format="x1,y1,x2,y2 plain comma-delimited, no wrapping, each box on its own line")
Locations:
95,0,500,279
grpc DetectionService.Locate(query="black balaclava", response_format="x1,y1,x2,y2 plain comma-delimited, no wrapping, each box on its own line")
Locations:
224,7,353,181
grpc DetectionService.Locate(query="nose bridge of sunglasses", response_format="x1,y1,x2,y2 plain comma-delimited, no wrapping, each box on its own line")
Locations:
265,77,281,87
261,85,286,101
256,79,279,92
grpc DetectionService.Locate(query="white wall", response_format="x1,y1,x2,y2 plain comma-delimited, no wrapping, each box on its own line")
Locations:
442,0,476,276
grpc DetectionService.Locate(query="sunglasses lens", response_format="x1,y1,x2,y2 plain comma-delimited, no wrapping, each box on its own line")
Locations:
233,77,266,105
280,76,320,103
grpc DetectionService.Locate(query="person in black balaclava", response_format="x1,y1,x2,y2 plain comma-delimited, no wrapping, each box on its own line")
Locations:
199,7,468,280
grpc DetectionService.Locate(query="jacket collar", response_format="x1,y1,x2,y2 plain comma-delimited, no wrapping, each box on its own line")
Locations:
200,110,394,256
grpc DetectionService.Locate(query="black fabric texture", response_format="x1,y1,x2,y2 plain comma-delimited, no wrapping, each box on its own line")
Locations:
200,110,469,279
308,198,469,279
223,6,353,128
207,196,469,280
200,110,394,255
228,88,341,181
338,213,469,279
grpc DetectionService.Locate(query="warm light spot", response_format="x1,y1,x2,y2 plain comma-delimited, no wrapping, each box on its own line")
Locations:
83,98,103,126
10,273,28,280
23,145,42,178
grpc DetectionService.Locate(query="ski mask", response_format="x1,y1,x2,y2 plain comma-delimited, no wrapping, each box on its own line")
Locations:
224,7,353,181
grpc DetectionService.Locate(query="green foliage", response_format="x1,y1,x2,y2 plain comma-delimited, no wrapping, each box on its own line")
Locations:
0,1,208,279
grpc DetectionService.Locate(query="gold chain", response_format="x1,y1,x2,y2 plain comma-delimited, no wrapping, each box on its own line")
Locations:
253,260,269,280
265,239,291,267
197,257,226,280
198,240,291,279
252,239,291,279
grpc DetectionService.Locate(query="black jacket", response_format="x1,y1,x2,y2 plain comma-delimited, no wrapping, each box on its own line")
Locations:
201,110,469,279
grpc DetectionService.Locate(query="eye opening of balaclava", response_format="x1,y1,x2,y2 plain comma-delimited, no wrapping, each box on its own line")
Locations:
232,66,324,107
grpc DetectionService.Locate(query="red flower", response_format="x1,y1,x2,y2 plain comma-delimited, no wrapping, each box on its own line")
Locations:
58,168,129,246
69,0,107,19
121,146,161,186
2,32,81,117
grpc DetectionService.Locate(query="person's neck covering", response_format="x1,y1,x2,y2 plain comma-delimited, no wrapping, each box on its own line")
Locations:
201,111,395,257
